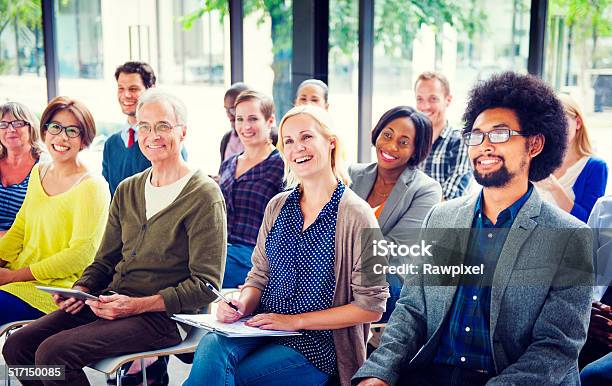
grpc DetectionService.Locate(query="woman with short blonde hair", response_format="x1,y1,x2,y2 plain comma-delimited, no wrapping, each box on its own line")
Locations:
536,94,608,222
277,104,350,188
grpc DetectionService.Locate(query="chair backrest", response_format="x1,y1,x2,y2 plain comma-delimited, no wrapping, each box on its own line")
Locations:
88,292,241,374
0,320,32,337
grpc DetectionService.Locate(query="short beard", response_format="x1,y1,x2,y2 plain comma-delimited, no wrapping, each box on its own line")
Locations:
474,165,512,187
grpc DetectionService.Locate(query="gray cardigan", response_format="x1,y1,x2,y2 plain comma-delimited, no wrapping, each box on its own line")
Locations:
349,163,442,250
353,189,593,385
244,187,389,385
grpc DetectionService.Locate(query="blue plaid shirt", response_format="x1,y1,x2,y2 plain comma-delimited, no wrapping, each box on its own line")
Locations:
219,149,284,246
420,124,472,200
433,184,533,373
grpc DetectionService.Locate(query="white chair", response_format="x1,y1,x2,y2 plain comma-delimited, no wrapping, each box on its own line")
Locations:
1,320,33,386
87,289,240,386
87,325,208,386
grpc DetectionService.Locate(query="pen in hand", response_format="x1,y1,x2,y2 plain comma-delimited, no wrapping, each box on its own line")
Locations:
205,282,243,315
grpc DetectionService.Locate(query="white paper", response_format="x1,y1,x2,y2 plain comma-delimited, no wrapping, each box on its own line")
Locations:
172,314,302,337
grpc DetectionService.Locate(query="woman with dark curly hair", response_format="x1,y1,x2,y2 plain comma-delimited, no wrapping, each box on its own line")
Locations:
535,94,608,222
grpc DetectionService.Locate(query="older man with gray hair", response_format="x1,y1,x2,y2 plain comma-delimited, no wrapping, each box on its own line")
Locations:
3,89,227,386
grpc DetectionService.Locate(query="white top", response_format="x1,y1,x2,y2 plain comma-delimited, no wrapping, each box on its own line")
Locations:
119,122,138,147
144,170,195,219
539,156,589,203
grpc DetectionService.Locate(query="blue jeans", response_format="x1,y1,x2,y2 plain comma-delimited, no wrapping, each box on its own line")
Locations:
222,243,255,288
183,333,330,386
0,290,45,325
377,274,402,323
581,352,612,386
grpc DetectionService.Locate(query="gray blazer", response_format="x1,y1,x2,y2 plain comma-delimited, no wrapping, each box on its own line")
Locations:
353,189,593,386
349,163,442,249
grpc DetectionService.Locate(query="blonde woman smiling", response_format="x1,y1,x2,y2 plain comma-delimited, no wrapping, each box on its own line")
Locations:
185,105,388,386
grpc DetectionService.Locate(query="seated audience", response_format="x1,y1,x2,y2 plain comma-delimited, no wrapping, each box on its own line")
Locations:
184,104,389,386
579,196,612,386
219,90,284,288
295,79,329,110
220,82,250,163
2,89,227,386
0,97,109,325
0,102,45,237
536,93,608,222
354,72,593,385
349,106,441,335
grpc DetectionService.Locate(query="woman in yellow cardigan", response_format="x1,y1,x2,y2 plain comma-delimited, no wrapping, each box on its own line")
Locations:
0,96,109,325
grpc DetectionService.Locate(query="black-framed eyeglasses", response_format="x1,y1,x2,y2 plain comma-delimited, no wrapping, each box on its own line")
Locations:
463,129,527,146
45,122,82,138
0,120,29,130
136,121,183,134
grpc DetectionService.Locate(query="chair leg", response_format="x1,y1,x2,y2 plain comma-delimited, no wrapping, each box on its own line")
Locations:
5,327,21,386
141,358,147,386
115,367,122,386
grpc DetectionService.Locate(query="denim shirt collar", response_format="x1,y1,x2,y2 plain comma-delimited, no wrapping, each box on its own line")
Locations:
474,183,534,227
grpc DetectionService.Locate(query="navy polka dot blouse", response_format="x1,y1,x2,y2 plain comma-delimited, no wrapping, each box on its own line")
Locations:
258,181,346,375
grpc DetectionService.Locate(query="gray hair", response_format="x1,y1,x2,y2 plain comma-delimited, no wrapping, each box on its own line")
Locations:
0,101,43,159
136,88,187,124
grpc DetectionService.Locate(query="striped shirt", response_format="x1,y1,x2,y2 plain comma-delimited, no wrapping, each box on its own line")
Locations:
0,173,31,231
420,125,472,200
219,149,284,246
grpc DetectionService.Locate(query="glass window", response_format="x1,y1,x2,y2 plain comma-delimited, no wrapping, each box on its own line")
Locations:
168,0,229,174
545,0,612,192
0,1,46,113
172,0,226,85
56,0,103,79
329,0,359,164
53,0,230,176
452,0,530,119
242,0,293,120
372,0,531,131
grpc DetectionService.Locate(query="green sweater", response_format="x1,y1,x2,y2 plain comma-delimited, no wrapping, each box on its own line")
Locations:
76,169,227,315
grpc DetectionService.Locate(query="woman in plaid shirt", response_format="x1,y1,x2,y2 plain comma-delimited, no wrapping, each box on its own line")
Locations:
219,90,285,288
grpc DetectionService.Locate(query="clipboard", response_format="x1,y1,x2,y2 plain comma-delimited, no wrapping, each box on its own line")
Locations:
172,314,302,338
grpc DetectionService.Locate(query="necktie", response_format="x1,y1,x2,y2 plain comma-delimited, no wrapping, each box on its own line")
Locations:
127,128,135,148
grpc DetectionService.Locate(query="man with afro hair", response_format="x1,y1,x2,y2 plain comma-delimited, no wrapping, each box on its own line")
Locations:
354,72,593,386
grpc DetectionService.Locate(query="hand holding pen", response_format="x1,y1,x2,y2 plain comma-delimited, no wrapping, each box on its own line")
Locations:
205,282,244,323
